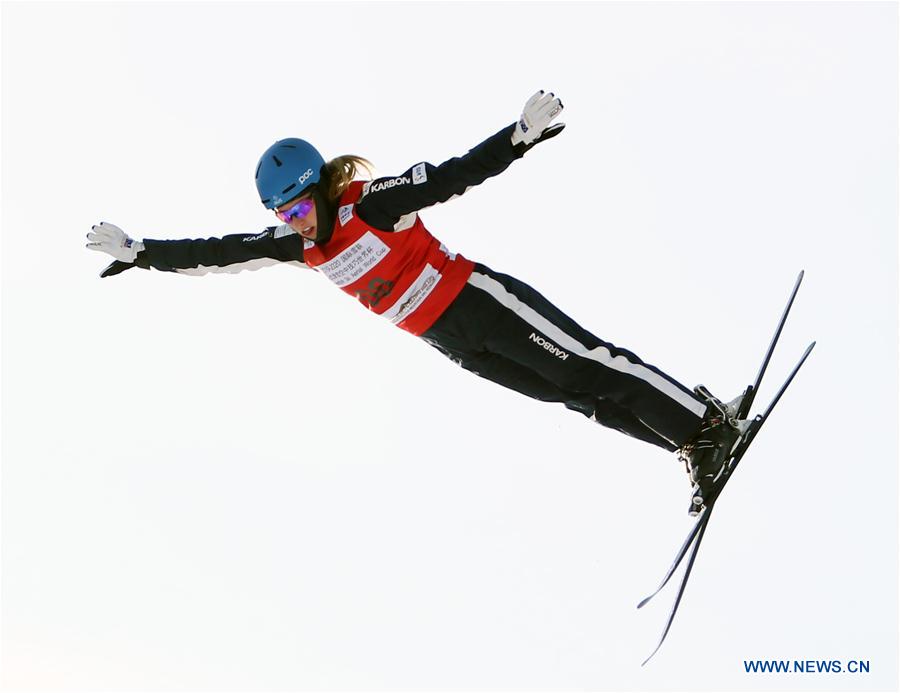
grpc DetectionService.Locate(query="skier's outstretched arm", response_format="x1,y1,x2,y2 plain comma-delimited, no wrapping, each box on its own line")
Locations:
356,90,565,230
86,222,306,278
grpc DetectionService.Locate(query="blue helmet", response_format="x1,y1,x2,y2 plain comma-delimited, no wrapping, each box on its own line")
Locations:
255,138,326,209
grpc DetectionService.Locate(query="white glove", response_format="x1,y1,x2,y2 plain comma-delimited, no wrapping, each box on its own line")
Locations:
86,222,145,263
511,90,565,147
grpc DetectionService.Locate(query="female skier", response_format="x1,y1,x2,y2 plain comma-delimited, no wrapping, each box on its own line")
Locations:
87,91,742,514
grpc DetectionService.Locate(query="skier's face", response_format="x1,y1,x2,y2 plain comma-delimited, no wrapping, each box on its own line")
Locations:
275,192,319,241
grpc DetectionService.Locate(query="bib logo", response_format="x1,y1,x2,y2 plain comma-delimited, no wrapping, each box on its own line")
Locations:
298,168,314,185
355,278,395,307
338,204,354,226
529,332,569,360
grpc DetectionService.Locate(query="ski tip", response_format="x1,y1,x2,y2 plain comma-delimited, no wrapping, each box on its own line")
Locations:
637,596,652,610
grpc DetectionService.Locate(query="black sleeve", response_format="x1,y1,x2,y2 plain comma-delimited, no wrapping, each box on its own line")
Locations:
136,225,305,275
354,123,525,231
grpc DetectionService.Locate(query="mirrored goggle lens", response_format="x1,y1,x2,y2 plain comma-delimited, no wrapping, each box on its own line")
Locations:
276,199,314,223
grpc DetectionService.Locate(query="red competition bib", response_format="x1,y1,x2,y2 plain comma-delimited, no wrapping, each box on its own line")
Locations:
301,181,475,335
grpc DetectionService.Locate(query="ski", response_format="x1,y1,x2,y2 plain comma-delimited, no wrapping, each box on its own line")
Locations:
639,272,804,612
639,272,814,665
727,341,815,479
641,505,715,666
738,270,805,421
636,505,708,610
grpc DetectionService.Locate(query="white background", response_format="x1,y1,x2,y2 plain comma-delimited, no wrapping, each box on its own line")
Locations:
2,1,897,690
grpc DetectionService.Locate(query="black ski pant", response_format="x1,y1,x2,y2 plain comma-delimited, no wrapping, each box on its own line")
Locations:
420,264,707,452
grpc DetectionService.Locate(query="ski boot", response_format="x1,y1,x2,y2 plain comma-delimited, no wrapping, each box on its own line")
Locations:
678,387,748,516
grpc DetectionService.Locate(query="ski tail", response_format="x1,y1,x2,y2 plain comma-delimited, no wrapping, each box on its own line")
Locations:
641,506,715,666
637,506,708,610
640,272,814,665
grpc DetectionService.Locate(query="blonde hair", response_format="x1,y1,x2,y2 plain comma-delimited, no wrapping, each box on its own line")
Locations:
321,155,375,202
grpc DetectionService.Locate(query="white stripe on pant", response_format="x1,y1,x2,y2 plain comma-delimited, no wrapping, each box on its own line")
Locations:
467,271,707,419
421,264,707,451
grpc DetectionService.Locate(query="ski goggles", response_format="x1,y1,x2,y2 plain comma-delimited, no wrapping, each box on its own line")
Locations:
275,198,315,223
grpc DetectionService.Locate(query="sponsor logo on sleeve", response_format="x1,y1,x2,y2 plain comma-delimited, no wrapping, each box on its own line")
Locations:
243,230,273,243
338,204,354,226
412,163,427,184
363,176,411,196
